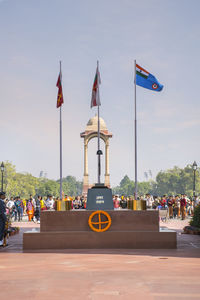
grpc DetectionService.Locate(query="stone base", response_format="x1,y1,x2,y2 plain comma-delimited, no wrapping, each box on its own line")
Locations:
23,230,176,250
40,210,159,232
23,210,176,250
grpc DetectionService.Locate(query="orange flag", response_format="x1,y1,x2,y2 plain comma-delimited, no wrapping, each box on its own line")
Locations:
56,72,64,108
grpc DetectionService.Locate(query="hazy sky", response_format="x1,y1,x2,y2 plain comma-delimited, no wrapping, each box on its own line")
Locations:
0,0,200,186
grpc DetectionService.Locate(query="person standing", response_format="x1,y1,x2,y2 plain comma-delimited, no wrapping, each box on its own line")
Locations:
177,195,181,218
0,192,7,247
173,195,179,218
14,197,21,221
113,195,120,210
15,196,23,221
13,197,18,221
190,198,194,216
180,194,187,220
160,195,167,209
18,196,24,221
26,197,34,221
167,196,174,219
29,194,35,207
6,197,15,214
22,198,27,215
186,197,191,216
73,196,81,209
45,195,54,210
40,196,46,211
120,196,127,209
146,194,153,209
34,196,41,223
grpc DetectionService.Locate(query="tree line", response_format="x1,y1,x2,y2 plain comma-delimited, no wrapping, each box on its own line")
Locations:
113,165,200,197
1,162,199,198
2,162,82,198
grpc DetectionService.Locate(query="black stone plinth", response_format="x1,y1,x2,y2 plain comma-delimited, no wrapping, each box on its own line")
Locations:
86,184,114,210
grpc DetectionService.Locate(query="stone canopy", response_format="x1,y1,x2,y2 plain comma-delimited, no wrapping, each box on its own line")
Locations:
80,115,113,195
85,114,107,131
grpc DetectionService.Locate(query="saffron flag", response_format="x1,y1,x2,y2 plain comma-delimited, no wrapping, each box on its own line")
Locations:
136,64,163,92
56,72,64,108
91,65,101,108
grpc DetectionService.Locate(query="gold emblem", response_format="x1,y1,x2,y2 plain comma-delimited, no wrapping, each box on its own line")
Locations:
88,210,111,232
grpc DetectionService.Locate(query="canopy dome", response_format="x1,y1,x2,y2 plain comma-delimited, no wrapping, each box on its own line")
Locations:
85,114,107,131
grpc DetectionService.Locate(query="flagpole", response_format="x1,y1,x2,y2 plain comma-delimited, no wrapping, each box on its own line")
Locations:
59,61,63,200
97,60,101,184
134,59,138,199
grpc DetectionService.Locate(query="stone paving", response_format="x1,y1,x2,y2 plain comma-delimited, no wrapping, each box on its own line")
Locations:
0,217,200,299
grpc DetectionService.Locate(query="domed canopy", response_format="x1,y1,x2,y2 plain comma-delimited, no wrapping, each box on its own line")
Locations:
85,114,107,132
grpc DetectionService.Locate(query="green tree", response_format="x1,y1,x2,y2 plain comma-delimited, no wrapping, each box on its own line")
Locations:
3,161,199,199
138,181,154,195
155,165,200,196
190,206,200,228
113,175,157,196
112,175,134,196
61,176,83,196
37,178,59,197
3,161,17,196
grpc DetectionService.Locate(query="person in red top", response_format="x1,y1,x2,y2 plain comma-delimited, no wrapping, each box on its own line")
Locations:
180,194,187,220
113,195,120,210
160,195,167,208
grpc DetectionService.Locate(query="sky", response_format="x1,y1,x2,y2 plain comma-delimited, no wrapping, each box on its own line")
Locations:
0,0,200,187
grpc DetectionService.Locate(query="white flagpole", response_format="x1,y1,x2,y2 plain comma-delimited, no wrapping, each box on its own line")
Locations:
59,61,63,200
134,59,138,199
97,60,101,184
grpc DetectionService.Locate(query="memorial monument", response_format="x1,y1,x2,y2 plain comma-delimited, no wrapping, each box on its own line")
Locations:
23,62,176,250
80,115,114,210
80,115,112,195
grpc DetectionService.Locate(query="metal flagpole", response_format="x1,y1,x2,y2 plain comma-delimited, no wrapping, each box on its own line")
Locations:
134,59,138,199
97,60,101,184
59,61,63,200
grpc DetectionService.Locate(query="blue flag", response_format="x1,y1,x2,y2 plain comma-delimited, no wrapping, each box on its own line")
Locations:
136,64,163,92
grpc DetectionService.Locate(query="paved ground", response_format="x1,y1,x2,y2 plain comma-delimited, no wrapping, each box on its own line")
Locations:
0,217,200,300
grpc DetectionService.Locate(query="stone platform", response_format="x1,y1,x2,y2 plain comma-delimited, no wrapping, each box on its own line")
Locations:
23,210,176,250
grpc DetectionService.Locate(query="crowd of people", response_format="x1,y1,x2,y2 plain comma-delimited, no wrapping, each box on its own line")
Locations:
113,194,200,220
3,193,200,223
5,194,56,223
4,194,87,223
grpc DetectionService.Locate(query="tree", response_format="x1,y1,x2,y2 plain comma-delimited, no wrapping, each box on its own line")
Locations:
2,161,83,198
37,178,59,197
4,161,40,198
155,165,200,196
61,176,83,196
138,181,153,195
3,161,199,198
190,206,200,228
113,175,157,196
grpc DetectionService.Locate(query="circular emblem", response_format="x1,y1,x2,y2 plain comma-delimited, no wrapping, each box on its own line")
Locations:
88,210,112,232
152,83,158,90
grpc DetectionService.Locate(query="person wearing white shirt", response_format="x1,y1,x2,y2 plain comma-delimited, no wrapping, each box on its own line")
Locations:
146,194,153,209
6,197,15,210
45,195,55,210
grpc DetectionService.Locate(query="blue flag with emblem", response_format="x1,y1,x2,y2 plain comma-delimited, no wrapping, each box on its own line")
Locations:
136,64,163,92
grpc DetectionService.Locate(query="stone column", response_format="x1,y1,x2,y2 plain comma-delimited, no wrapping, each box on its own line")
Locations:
104,139,110,187
84,140,88,176
83,139,89,195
